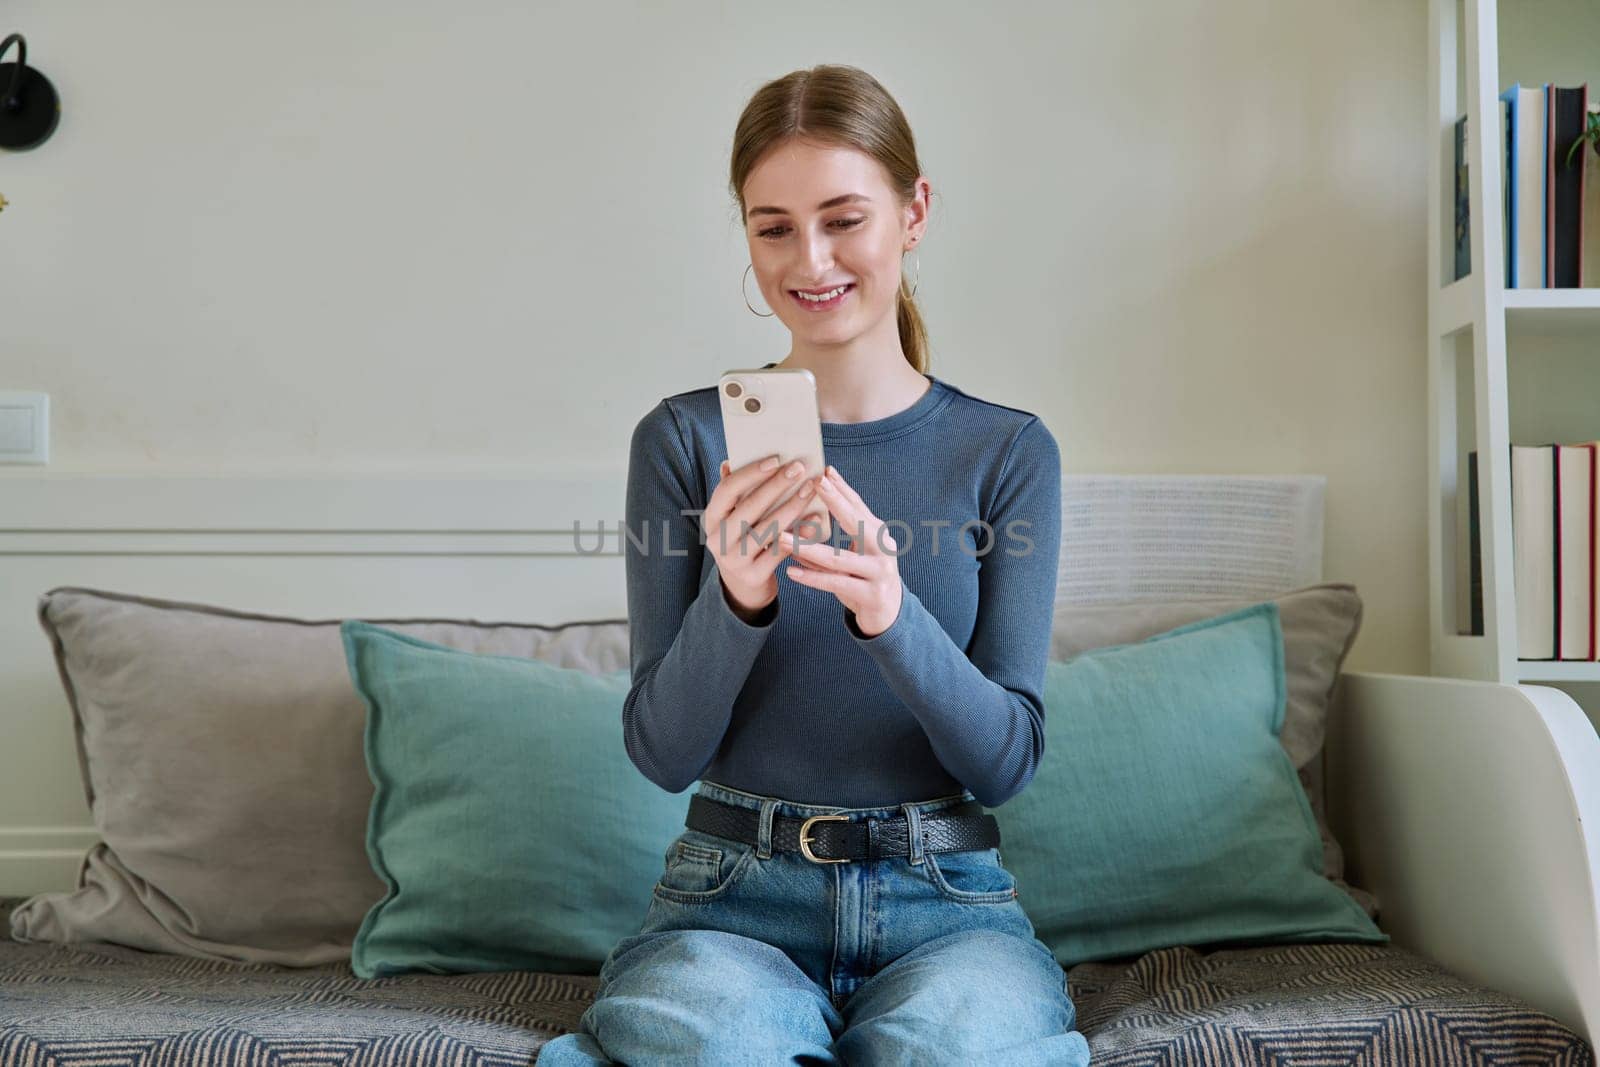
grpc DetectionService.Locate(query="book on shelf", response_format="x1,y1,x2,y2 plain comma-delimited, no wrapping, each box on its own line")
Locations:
1468,449,1483,635
1550,85,1587,288
1472,442,1600,659
1557,442,1595,658
1494,82,1593,288
1501,83,1547,287
1503,112,1514,285
1455,114,1471,281
1511,444,1557,657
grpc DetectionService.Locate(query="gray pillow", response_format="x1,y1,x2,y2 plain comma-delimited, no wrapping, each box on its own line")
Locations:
10,586,629,966
1051,582,1377,919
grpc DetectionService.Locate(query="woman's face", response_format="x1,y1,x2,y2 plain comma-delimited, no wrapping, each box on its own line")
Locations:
742,139,925,341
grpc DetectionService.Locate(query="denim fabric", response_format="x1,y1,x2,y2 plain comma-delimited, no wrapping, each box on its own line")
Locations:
535,780,1091,1066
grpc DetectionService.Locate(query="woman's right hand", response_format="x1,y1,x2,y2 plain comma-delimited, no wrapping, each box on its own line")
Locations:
705,454,825,620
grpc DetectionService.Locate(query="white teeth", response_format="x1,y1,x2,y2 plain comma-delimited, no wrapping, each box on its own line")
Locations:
796,285,849,302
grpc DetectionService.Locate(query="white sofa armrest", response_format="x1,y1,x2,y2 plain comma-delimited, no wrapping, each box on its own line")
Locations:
1325,670,1600,1044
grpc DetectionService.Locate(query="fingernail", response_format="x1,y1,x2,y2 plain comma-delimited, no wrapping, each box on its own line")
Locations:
786,461,803,478
761,456,780,471
798,482,814,498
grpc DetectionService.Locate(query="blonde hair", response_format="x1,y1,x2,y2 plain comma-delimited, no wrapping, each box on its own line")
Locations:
729,64,932,374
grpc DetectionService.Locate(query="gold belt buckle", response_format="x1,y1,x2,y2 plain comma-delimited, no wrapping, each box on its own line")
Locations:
798,814,851,864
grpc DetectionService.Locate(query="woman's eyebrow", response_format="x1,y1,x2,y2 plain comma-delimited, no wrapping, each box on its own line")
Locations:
747,193,872,219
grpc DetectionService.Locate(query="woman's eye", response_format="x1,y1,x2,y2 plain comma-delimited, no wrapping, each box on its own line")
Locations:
756,218,865,240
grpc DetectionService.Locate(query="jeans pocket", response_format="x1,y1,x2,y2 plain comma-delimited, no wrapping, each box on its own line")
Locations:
922,846,1019,904
653,829,756,904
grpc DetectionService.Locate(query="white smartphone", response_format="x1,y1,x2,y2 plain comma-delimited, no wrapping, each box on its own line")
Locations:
717,367,830,532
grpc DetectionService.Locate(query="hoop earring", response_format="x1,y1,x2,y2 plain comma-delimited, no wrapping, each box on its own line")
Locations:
743,263,775,317
902,251,920,298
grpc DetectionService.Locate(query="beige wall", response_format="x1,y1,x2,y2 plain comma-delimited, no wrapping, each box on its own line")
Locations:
0,0,1429,674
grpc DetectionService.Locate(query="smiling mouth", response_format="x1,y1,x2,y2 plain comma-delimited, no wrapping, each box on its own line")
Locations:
790,283,855,308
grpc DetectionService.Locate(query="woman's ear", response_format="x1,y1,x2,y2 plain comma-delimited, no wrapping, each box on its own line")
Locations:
905,177,932,242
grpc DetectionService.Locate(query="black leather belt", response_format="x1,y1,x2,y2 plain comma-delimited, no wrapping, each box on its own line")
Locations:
685,794,1001,865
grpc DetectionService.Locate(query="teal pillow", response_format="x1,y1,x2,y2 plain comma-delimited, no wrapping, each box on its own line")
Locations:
340,620,689,977
996,602,1387,967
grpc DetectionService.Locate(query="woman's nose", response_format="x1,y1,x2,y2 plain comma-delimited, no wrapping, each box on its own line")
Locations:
796,230,835,274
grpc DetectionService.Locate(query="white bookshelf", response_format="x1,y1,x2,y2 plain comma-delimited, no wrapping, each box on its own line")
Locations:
1428,0,1600,689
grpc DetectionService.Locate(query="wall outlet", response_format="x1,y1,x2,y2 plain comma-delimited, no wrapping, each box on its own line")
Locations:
0,392,49,464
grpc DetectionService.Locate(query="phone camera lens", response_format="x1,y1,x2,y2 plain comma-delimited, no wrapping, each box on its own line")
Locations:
744,397,761,414
724,382,743,398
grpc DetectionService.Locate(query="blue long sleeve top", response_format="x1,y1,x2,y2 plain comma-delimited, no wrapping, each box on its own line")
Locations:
621,363,1062,809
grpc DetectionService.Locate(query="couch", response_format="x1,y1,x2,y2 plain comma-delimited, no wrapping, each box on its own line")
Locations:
2,891,1590,1061
1,473,1595,1063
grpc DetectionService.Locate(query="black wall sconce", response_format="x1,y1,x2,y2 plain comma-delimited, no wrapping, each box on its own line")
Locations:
0,33,59,151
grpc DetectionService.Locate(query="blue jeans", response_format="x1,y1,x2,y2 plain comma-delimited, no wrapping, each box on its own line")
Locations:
535,780,1091,1066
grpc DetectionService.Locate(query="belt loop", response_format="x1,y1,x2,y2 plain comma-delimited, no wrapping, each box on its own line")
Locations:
757,799,778,859
900,802,924,865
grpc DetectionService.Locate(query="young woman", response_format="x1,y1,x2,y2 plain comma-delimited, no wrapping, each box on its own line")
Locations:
536,64,1089,1065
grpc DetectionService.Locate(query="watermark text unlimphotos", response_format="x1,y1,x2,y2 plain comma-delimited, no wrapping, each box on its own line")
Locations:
573,511,1036,557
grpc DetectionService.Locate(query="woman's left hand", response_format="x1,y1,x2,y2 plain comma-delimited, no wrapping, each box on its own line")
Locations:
778,464,904,637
